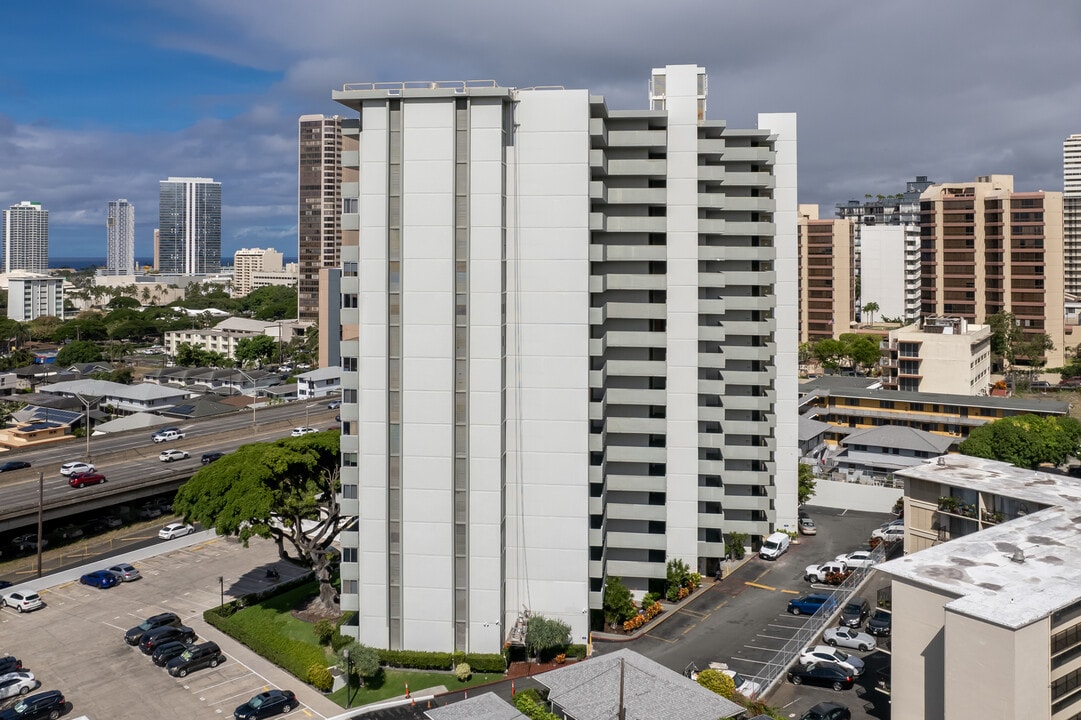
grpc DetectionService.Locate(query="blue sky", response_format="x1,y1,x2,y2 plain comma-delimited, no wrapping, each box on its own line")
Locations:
2,1,1080,260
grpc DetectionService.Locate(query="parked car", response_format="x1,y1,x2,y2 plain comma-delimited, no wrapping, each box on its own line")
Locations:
805,561,848,583
68,472,106,488
798,516,817,535
159,449,190,462
799,701,851,720
787,594,838,616
759,531,790,560
0,690,66,720
234,688,298,720
59,461,94,476
871,524,904,543
158,522,195,540
152,429,185,443
124,612,181,645
151,640,193,667
0,672,38,701
0,461,31,473
106,564,141,582
101,515,123,528
822,626,877,652
840,597,871,628
799,645,865,676
79,569,120,589
138,505,163,519
835,550,876,569
140,625,196,654
167,641,224,677
201,452,225,465
2,591,43,613
290,427,318,437
10,536,46,553
723,669,761,698
787,661,855,691
866,608,892,637
0,658,23,675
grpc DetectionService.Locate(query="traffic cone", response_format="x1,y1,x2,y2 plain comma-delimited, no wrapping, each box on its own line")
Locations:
464,690,468,699
405,682,410,698
427,700,432,709
511,681,516,697
411,697,415,707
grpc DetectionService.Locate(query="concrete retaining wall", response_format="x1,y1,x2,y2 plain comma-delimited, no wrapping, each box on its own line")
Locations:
811,478,903,514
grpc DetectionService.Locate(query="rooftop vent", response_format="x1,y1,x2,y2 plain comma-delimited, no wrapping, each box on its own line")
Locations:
937,456,947,466
1010,550,1025,564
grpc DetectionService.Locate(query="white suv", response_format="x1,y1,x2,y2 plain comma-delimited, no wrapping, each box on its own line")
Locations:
2,591,44,613
60,461,95,476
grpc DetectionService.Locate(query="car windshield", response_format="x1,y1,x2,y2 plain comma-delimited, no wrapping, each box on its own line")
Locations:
13,700,28,712
249,697,265,708
179,650,193,661
731,672,748,686
872,610,889,621
844,603,861,613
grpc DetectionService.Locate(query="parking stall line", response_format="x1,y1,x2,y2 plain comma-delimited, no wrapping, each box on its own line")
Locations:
217,685,274,703
743,643,787,653
645,632,676,643
745,582,775,591
189,672,257,695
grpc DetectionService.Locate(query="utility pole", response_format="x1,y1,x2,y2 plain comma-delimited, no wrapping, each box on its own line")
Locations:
36,472,43,579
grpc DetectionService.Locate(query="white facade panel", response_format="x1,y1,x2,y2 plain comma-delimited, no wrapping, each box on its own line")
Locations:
860,225,907,320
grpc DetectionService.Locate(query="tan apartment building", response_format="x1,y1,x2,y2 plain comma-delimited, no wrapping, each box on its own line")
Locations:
232,247,283,297
920,175,1068,366
880,315,992,395
798,204,855,342
298,114,343,323
882,454,1081,720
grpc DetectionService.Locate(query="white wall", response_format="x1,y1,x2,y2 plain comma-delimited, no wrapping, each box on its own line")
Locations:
860,225,906,320
810,477,903,514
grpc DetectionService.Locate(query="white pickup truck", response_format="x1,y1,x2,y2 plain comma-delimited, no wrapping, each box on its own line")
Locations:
804,560,848,583
152,429,185,443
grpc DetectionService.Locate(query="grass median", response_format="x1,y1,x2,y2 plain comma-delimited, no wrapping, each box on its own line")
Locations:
207,579,501,708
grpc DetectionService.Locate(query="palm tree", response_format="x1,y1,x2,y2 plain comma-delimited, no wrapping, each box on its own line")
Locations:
862,302,880,328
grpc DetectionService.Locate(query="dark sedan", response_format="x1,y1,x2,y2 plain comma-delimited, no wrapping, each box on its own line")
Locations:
201,452,225,465
234,689,297,720
152,640,191,667
0,461,31,473
0,657,22,675
787,661,855,691
80,569,120,589
0,690,66,720
866,608,892,636
800,701,851,720
140,625,196,654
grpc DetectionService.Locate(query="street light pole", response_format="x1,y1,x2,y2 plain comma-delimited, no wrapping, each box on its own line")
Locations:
36,472,43,579
76,393,93,461
233,368,258,435
218,576,224,610
343,648,351,709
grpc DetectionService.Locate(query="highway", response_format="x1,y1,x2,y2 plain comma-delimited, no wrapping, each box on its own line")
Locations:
0,399,339,533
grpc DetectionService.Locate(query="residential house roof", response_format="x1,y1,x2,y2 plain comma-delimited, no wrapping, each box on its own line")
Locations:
91,412,175,435
842,425,954,454
296,366,340,382
39,379,192,402
425,693,527,720
539,649,743,720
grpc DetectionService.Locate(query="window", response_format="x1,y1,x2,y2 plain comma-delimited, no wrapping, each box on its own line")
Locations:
343,388,358,404
342,357,358,372
342,294,358,309
341,484,358,499
343,547,358,563
342,452,358,467
343,262,358,277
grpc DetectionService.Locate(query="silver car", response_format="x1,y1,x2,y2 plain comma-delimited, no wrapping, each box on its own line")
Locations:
107,564,142,582
822,626,877,652
0,671,37,700
798,645,865,676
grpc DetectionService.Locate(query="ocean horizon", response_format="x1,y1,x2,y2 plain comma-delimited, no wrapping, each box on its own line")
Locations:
49,256,298,270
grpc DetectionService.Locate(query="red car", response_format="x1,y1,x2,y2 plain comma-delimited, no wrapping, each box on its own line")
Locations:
69,472,107,488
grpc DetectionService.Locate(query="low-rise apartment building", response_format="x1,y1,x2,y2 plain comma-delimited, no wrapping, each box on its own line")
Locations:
799,379,1068,446
38,379,193,414
881,455,1081,719
164,317,311,361
880,315,992,395
295,367,339,400
7,273,64,321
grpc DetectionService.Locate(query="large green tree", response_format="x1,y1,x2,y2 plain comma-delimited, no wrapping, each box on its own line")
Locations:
798,462,817,505
173,430,347,611
235,335,278,367
959,414,1081,469
56,340,104,366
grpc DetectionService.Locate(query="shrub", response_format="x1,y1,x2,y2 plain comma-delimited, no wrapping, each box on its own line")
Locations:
641,592,658,610
376,649,505,674
454,663,472,681
566,644,588,659
726,532,748,560
666,559,691,601
554,653,566,664
603,576,636,626
307,663,334,692
514,691,560,720
314,619,336,646
204,606,326,684
696,668,736,699
330,631,352,652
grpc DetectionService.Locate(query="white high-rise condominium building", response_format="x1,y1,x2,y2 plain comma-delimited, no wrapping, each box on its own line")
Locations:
106,199,135,275
233,247,284,296
1065,134,1081,296
7,274,63,321
331,64,798,654
158,177,221,275
3,201,49,274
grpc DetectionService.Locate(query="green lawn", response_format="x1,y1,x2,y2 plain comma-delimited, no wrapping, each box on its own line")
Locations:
231,582,323,645
327,669,503,707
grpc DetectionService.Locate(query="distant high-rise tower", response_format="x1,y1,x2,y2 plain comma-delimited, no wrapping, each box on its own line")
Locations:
1064,135,1081,295
2,201,49,274
106,199,135,275
798,204,855,341
297,115,343,322
158,177,221,275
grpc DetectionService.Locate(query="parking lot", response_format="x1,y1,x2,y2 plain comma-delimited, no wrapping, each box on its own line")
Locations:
0,534,341,720
596,505,894,719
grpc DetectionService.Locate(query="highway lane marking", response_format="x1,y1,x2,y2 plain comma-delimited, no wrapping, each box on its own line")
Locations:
745,581,774,591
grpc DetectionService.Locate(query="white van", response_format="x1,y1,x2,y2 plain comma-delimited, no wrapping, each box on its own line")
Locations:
759,531,790,560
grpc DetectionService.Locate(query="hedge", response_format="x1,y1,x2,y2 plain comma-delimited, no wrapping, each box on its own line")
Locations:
378,649,506,674
205,606,326,683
